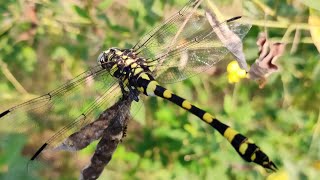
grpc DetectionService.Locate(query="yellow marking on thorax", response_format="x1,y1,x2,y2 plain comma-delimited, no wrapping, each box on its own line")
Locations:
123,78,129,86
251,153,256,161
163,90,172,99
139,73,150,80
202,113,214,123
137,87,144,93
125,59,134,65
146,80,159,96
223,128,238,143
122,55,128,60
115,50,122,56
182,100,192,110
110,64,118,75
134,68,143,76
131,63,138,68
239,142,248,155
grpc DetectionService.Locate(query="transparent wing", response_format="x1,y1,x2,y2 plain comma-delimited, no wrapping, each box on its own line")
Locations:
152,18,251,83
132,0,251,83
44,82,122,151
132,0,202,57
54,94,139,152
0,65,123,170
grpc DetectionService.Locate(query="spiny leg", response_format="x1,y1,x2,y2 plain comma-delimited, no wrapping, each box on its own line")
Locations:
137,76,277,171
119,80,139,102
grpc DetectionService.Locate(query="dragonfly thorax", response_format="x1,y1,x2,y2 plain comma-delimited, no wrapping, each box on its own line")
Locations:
98,48,138,74
97,47,154,97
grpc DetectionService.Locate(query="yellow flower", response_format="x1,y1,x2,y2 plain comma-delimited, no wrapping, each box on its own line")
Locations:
267,170,289,180
227,61,247,83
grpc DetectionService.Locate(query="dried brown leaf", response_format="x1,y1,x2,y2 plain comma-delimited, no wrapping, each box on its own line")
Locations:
248,33,286,88
205,11,250,71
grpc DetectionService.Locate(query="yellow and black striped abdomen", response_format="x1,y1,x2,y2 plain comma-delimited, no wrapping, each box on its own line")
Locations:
136,75,277,171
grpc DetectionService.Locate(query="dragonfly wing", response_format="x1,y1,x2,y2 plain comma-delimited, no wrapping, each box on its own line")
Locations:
44,82,122,151
132,0,251,83
0,65,123,174
54,92,136,153
0,65,113,135
132,0,203,58
152,18,251,83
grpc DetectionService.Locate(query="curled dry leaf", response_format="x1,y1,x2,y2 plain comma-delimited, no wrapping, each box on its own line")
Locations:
81,105,131,180
205,11,250,72
53,94,133,180
248,33,286,88
80,96,132,180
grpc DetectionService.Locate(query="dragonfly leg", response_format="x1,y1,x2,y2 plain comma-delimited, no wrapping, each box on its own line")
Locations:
119,80,139,102
127,84,140,102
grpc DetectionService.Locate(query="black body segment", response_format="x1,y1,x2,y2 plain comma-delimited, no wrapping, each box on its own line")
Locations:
136,75,277,171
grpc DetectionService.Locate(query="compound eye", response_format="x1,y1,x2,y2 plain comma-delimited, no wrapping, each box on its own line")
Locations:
97,52,105,64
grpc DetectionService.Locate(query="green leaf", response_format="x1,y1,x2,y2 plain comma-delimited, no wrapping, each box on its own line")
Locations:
72,5,90,19
300,0,320,11
98,0,113,10
223,94,233,114
19,46,37,73
0,134,40,180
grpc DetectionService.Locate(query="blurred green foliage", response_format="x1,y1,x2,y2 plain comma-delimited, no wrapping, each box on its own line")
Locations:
0,0,319,180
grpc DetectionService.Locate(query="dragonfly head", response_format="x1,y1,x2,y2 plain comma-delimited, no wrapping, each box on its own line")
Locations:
97,47,119,70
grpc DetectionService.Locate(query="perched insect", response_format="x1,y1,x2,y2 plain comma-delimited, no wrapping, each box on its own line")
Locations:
0,0,276,177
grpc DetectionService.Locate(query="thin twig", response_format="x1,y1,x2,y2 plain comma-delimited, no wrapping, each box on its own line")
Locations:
0,60,28,94
252,0,277,17
290,28,301,54
309,107,320,153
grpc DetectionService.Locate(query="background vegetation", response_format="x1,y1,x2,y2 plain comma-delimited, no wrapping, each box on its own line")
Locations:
0,0,319,179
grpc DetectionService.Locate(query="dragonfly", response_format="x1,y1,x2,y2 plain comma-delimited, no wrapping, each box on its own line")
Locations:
0,0,277,176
